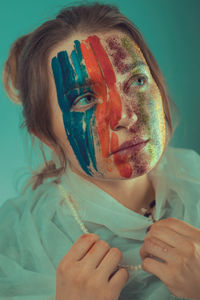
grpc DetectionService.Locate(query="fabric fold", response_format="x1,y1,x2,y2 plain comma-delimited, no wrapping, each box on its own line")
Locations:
0,145,200,299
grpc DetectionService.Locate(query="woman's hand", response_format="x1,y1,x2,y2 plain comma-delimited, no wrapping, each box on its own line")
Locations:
55,233,129,300
140,217,200,299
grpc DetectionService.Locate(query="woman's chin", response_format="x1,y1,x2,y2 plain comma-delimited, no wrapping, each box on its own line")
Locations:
91,162,151,181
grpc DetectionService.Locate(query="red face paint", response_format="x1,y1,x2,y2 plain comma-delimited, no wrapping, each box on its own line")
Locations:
111,132,133,178
80,40,109,158
82,35,133,178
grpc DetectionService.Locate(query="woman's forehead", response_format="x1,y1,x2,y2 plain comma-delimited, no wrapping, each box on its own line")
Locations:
50,30,146,67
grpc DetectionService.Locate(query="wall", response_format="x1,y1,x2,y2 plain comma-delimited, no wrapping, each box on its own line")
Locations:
0,0,200,205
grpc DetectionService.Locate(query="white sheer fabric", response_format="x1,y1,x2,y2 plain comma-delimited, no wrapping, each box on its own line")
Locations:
0,145,200,299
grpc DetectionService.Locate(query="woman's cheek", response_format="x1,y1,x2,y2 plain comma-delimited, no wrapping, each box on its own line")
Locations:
62,109,98,176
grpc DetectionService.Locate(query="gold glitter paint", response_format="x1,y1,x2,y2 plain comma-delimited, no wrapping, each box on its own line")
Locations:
152,85,166,153
122,35,166,167
158,101,166,151
121,36,142,63
138,93,149,125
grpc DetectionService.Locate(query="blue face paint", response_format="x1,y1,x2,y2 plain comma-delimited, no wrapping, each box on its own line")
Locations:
51,40,97,176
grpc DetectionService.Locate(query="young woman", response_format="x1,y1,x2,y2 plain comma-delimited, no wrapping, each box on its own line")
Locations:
1,2,200,300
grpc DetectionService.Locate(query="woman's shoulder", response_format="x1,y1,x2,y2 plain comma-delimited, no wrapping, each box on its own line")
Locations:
0,175,61,225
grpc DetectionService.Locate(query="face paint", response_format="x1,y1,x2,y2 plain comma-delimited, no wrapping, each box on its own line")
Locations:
105,35,166,173
51,42,98,176
51,32,166,179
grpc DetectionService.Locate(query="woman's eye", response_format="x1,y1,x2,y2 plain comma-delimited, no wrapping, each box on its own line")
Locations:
129,75,147,89
71,93,97,111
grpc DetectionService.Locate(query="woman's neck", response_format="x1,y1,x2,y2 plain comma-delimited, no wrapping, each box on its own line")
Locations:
69,164,155,215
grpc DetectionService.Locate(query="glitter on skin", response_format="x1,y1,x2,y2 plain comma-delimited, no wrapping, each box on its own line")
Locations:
121,36,141,62
105,35,154,174
86,35,133,178
51,31,167,180
119,35,166,168
106,36,133,74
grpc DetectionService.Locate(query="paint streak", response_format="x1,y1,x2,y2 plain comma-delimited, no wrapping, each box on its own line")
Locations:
87,35,122,130
80,38,114,173
111,132,133,178
51,43,98,176
86,35,133,178
80,40,109,158
73,40,98,172
52,33,166,179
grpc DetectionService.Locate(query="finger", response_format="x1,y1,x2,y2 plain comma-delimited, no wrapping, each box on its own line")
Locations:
140,237,172,263
109,267,129,292
142,256,168,282
82,239,111,268
155,218,200,241
66,233,100,262
145,224,191,254
98,247,123,280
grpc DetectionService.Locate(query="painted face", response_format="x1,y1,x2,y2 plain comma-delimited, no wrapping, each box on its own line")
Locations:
51,31,166,180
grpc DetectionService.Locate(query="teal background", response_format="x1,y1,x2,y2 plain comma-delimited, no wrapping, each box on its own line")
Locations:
0,0,200,206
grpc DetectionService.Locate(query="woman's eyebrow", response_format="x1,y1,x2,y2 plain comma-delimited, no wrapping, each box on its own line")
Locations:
67,79,101,92
125,61,147,73
66,61,147,93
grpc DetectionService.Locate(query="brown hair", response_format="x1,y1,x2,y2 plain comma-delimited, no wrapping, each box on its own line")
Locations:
2,1,180,191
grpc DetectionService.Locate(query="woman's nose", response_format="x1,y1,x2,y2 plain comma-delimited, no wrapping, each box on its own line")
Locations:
112,103,138,131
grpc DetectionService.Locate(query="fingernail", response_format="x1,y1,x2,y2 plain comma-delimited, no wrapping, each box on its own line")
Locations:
145,225,152,233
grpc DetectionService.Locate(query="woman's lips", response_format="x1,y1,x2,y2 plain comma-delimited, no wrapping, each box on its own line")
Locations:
116,141,148,157
111,138,149,156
